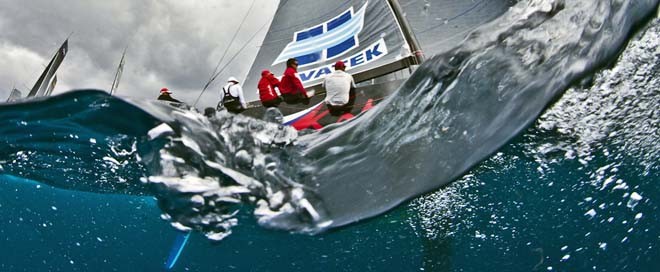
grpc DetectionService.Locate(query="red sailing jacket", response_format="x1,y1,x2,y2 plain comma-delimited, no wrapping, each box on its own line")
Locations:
258,71,281,102
280,67,308,98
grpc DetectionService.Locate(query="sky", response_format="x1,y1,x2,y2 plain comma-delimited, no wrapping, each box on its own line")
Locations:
0,0,278,109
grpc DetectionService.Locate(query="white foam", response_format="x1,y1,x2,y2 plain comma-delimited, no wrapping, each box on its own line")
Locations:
148,123,174,140
627,192,643,209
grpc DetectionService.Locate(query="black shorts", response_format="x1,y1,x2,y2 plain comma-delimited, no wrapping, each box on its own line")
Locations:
219,100,245,114
326,89,356,116
261,96,283,108
327,103,354,116
282,93,310,105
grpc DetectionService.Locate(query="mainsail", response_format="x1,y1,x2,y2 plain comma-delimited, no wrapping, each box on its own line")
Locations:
27,39,68,98
244,0,417,96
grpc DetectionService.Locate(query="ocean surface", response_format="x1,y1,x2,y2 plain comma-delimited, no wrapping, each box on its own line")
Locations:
1,0,659,271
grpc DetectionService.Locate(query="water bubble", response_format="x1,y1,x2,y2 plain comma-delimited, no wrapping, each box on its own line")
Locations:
626,192,643,209
584,209,597,218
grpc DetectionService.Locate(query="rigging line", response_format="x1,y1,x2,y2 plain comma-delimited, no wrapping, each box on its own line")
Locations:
417,0,488,35
193,0,257,107
192,16,272,107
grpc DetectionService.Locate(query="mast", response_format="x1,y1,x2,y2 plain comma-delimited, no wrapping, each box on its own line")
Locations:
386,0,424,65
27,39,68,97
45,75,57,96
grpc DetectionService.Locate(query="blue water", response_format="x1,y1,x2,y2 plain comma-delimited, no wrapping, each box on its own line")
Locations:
2,129,657,271
1,0,659,271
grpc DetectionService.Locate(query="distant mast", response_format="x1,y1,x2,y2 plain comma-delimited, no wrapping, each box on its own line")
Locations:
27,39,68,98
110,47,127,95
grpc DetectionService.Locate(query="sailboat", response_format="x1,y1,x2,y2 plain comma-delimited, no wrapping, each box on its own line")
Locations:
241,0,512,130
165,1,515,269
26,39,69,98
5,89,23,103
110,47,127,95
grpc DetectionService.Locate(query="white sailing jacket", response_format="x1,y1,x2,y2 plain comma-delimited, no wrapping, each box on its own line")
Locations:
322,70,355,106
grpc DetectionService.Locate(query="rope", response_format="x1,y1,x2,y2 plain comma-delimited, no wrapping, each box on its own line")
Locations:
193,0,256,107
417,0,488,35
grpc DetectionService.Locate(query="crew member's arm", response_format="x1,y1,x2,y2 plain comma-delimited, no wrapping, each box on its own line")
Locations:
236,85,247,108
219,86,225,102
294,77,307,98
271,76,282,96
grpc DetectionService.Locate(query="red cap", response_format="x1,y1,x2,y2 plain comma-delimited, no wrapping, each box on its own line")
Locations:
261,69,271,76
160,88,170,94
334,61,346,69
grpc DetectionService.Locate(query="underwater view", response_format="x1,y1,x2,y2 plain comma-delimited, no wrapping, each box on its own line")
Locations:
1,0,659,271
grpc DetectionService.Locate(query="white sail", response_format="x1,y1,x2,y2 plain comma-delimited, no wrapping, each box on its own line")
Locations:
27,39,68,98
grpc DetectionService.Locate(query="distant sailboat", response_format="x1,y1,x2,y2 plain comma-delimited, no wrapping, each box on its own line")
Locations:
26,39,68,98
5,89,23,103
110,47,127,95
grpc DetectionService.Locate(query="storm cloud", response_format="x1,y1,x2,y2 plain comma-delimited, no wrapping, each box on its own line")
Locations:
0,0,277,109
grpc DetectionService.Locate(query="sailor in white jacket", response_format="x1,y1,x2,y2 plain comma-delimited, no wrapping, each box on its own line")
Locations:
219,77,247,113
323,61,356,116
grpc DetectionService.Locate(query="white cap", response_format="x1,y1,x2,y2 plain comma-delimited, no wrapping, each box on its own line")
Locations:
227,77,239,83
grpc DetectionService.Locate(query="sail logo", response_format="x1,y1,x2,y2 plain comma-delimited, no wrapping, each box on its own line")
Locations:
273,2,368,66
297,38,388,84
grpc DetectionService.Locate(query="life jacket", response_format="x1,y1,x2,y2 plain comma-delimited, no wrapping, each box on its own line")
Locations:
222,84,243,112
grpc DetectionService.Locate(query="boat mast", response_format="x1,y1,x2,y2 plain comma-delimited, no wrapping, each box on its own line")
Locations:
386,0,424,65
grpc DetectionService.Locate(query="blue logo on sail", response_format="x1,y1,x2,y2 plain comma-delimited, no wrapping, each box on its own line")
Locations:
273,2,368,66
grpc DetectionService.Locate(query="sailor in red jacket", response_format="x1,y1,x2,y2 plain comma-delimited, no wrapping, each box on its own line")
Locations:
279,58,311,105
257,69,283,108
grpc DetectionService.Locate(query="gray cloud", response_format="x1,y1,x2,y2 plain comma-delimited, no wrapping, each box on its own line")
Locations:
0,0,278,109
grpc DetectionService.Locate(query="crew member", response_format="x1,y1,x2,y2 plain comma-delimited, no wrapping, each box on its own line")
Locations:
258,69,282,108
157,87,182,103
323,61,356,116
280,58,310,105
219,77,247,114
